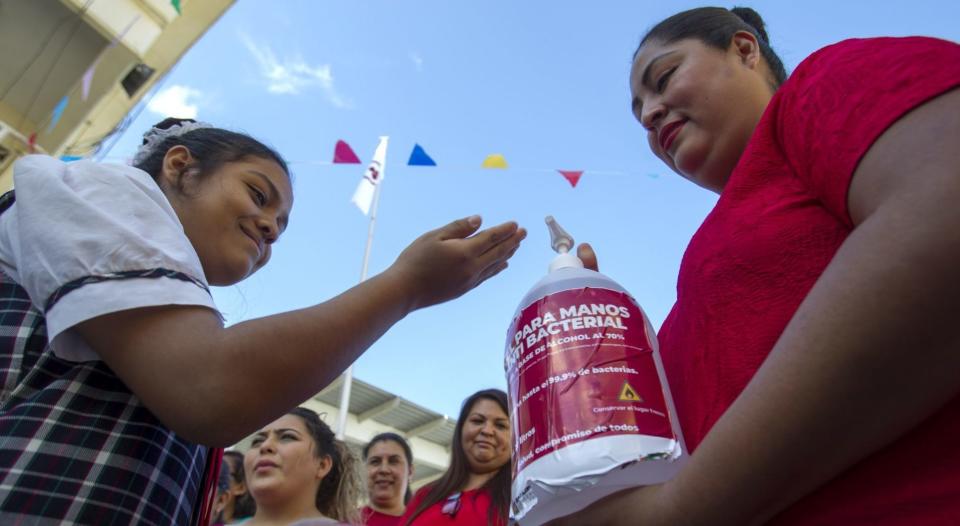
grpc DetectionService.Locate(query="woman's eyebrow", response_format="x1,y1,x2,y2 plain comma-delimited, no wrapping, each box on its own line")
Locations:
641,50,678,88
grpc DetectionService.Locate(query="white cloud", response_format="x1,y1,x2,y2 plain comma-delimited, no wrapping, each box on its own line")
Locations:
410,52,424,72
240,33,351,108
146,84,202,119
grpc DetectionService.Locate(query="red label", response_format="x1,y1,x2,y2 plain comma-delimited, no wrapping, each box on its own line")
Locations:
506,288,675,476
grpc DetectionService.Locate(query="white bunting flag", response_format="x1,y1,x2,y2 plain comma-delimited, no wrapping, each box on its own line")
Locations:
351,136,389,215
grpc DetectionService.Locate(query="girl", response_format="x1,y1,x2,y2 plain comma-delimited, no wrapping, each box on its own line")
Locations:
559,6,960,525
0,118,525,524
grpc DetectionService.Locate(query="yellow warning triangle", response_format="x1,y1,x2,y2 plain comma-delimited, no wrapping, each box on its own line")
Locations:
618,381,643,402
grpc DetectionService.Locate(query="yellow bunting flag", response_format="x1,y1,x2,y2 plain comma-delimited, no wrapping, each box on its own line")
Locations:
481,153,508,169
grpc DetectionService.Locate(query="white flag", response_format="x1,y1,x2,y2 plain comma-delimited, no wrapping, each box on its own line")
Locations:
351,136,389,215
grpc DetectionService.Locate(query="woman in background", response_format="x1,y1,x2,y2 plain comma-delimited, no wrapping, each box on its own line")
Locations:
244,407,361,525
222,450,256,523
361,433,415,525
402,389,511,526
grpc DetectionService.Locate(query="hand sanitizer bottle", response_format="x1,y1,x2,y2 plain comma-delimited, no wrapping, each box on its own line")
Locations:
506,216,686,525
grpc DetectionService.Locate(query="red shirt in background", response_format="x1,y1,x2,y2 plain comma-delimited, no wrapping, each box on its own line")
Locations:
361,505,404,526
399,487,503,526
658,36,960,525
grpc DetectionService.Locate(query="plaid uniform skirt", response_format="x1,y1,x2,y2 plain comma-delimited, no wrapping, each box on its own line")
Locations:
0,270,207,525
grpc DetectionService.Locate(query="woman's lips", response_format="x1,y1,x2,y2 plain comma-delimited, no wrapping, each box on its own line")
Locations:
254,460,277,471
659,119,686,153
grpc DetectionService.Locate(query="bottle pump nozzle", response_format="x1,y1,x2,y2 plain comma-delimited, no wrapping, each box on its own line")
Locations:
545,216,584,272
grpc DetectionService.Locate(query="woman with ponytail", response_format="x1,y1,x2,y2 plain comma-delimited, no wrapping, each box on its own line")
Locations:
244,407,361,526
555,5,960,525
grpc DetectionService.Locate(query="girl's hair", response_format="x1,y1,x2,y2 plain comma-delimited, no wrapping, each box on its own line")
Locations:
404,389,510,526
133,117,289,189
289,407,362,525
362,432,415,504
636,6,787,89
222,450,256,519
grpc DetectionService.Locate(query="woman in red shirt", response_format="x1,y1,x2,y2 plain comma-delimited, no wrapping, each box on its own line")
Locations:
361,433,415,526
402,390,511,526
556,6,960,525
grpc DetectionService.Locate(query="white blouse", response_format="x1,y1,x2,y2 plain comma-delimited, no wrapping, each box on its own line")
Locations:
0,155,219,362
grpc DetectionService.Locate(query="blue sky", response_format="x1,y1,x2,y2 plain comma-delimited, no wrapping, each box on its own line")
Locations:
106,0,959,418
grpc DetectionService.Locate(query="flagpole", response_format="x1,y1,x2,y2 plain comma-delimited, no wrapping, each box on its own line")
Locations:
336,136,388,440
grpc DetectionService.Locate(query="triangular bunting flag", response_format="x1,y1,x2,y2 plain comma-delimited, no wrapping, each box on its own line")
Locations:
47,96,69,132
81,59,100,101
171,0,182,14
481,154,508,169
27,133,37,153
60,155,83,162
558,170,583,188
407,144,436,166
333,140,362,164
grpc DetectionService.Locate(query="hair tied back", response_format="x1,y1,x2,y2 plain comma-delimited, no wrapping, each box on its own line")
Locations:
729,6,770,43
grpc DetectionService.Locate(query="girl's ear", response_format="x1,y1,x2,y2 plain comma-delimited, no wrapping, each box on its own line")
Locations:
158,145,194,191
730,30,761,69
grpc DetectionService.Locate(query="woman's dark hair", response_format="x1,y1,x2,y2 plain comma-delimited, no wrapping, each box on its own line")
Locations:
636,6,787,89
133,117,290,189
288,407,361,525
404,389,510,526
363,432,415,504
217,461,232,492
222,450,256,519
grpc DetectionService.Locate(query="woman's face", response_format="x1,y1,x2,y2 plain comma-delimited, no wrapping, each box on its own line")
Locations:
244,414,330,508
161,148,294,286
629,33,773,193
365,440,412,509
460,398,511,475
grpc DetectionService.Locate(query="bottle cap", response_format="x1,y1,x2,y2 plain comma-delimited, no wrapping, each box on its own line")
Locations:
545,216,584,272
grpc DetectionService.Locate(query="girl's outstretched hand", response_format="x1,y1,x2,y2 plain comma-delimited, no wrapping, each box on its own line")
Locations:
387,215,526,312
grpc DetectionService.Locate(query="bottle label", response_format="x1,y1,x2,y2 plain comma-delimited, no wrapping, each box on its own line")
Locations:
506,287,675,476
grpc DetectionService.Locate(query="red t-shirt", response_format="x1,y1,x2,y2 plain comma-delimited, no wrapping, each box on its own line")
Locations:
399,487,503,526
658,36,960,525
360,505,404,526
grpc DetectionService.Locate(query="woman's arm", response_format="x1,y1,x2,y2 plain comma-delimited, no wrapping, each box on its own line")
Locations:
76,216,524,446
559,88,960,525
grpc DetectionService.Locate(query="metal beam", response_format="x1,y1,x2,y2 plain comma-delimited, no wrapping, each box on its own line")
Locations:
358,397,401,423
315,374,344,400
405,417,447,439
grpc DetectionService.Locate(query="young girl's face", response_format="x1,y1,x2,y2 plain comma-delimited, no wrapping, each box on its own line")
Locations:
629,35,773,193
163,153,293,286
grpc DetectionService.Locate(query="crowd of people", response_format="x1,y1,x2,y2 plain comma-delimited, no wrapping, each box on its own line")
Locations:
199,389,511,526
0,4,957,525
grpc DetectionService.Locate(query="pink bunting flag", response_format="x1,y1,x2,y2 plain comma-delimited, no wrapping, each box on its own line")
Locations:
81,59,100,101
333,140,362,164
557,170,584,188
